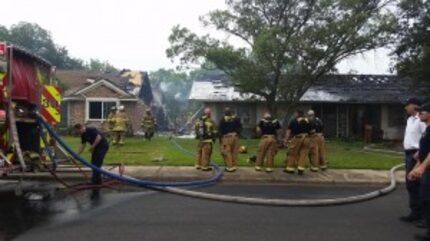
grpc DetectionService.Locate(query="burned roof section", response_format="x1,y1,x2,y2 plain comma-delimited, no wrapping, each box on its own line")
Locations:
190,74,423,104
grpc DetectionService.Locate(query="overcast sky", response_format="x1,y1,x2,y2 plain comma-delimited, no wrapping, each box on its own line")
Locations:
1,0,393,74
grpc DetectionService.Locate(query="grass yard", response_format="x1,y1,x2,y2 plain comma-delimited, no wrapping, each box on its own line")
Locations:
60,136,403,170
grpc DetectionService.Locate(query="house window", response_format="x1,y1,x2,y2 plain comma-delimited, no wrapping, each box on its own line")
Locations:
236,104,255,127
87,100,118,121
218,104,255,127
237,105,251,125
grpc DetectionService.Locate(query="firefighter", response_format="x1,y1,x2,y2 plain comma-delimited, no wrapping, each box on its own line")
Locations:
142,108,156,141
74,123,109,186
284,110,311,175
219,107,242,172
307,110,327,171
112,105,129,145
195,108,217,171
105,106,117,141
255,112,281,172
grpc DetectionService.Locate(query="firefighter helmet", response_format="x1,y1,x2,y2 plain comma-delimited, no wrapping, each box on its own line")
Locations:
239,145,248,154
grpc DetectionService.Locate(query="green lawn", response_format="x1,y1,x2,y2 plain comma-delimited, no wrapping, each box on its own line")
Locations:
60,136,403,170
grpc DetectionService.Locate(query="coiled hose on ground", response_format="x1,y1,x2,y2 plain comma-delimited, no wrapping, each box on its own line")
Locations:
163,136,405,206
161,163,404,206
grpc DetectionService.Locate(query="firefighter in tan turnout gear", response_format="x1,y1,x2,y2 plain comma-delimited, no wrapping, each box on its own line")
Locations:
195,108,218,171
142,109,156,141
112,105,129,145
255,112,281,172
219,108,242,172
284,110,311,175
103,106,116,142
307,110,327,171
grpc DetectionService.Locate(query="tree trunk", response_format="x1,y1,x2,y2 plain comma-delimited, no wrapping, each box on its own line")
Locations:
266,95,277,116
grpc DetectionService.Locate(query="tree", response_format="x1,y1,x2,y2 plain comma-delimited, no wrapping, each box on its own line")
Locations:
149,69,193,125
5,22,84,69
85,58,118,73
0,22,122,72
167,0,396,114
150,68,190,97
394,0,430,84
0,26,9,41
139,72,154,106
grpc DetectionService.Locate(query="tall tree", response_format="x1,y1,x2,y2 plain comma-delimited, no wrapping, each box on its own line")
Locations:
149,69,191,122
85,58,118,73
394,0,430,84
0,26,9,41
167,0,396,113
149,68,215,131
150,68,190,97
5,22,84,69
0,22,121,72
138,72,154,106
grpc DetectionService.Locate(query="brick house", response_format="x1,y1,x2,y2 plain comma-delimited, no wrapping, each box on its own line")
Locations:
56,70,146,134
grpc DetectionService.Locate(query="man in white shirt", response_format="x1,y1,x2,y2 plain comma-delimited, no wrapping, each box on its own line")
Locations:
401,97,427,224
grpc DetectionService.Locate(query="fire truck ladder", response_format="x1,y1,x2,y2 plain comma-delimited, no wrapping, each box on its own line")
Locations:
7,47,26,172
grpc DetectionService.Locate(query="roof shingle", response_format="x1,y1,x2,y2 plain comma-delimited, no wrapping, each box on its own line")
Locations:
189,74,423,104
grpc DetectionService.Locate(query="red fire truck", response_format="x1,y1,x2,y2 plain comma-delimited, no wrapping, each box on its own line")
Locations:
0,42,61,174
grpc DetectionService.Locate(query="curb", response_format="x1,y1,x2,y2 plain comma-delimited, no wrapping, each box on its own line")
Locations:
1,168,406,186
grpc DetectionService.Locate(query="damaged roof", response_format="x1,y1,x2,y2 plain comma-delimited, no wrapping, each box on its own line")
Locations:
189,74,422,104
56,70,129,95
56,70,132,98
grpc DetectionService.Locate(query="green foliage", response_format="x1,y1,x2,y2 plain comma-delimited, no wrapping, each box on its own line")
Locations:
150,68,189,92
0,26,9,41
0,22,119,72
149,68,199,127
167,0,396,113
1,22,84,69
85,58,118,73
394,0,430,86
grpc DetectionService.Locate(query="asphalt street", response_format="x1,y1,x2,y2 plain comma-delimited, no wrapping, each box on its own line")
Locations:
0,184,422,241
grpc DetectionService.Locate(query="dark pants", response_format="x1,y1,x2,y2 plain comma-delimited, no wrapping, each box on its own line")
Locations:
91,145,109,185
145,131,154,140
406,150,421,217
421,170,430,234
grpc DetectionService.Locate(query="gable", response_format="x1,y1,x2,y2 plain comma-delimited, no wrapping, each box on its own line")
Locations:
75,79,132,97
84,84,129,98
56,70,127,89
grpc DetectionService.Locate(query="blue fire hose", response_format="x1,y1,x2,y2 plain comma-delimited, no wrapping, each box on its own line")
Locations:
38,116,223,188
38,115,405,206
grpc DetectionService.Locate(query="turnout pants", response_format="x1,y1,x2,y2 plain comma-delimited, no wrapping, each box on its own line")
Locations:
286,134,310,171
221,134,239,168
256,135,278,168
91,145,109,185
197,142,213,168
112,131,125,145
406,150,421,217
144,128,155,140
106,130,114,142
309,133,327,168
